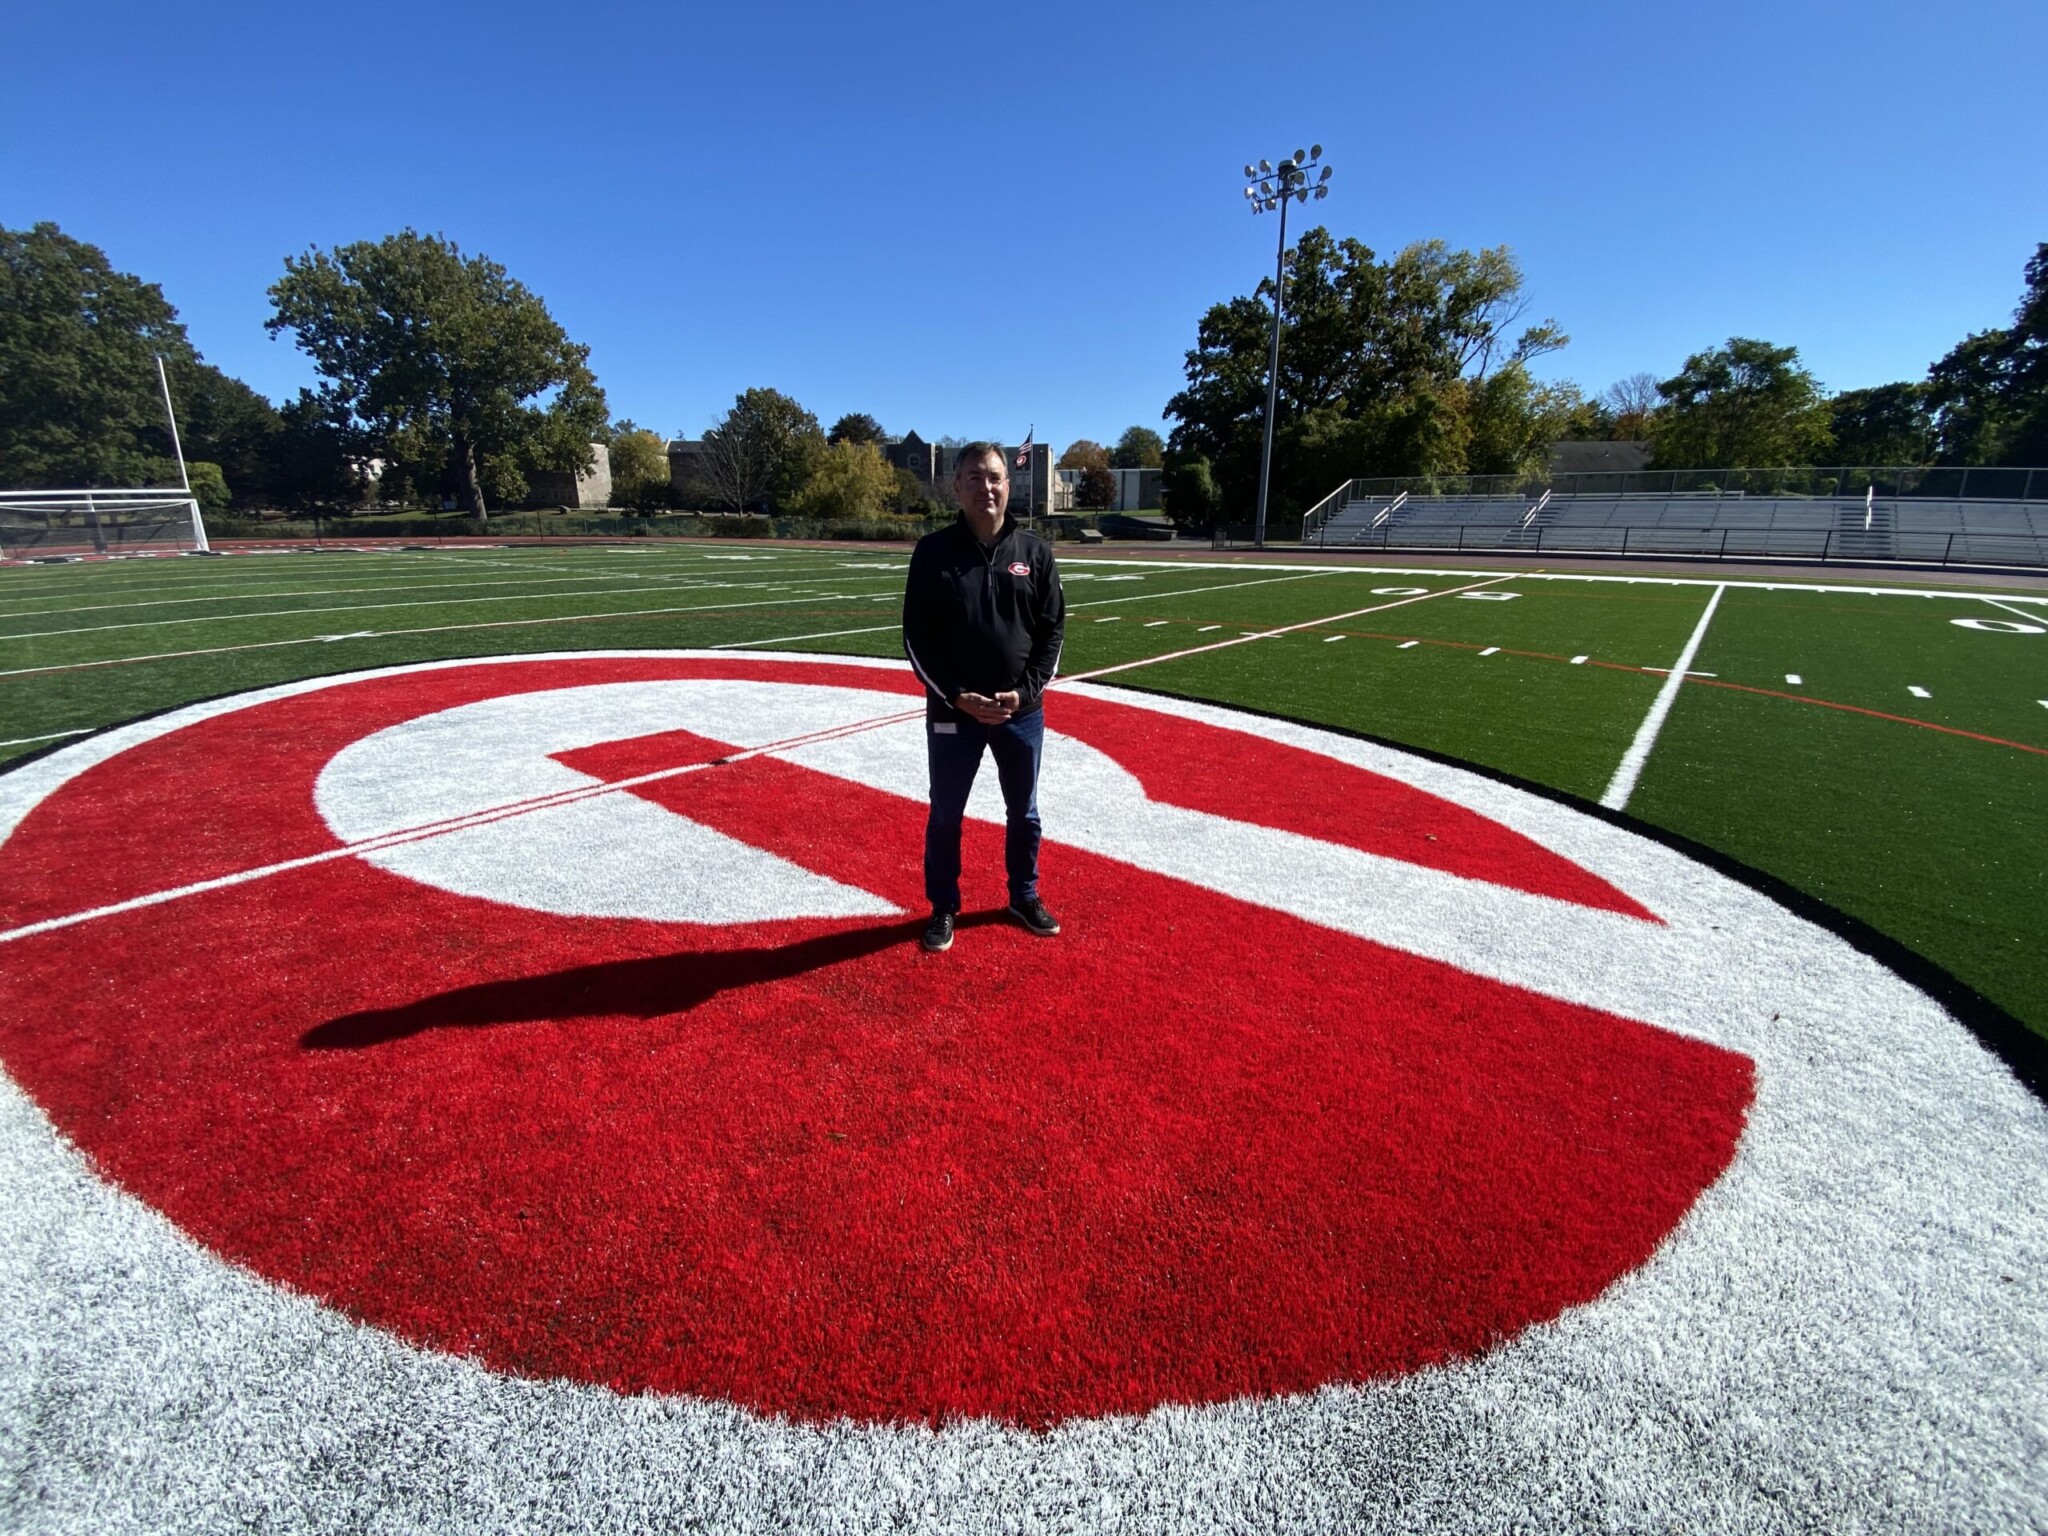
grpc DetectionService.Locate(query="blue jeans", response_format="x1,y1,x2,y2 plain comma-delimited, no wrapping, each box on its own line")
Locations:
924,708,1044,912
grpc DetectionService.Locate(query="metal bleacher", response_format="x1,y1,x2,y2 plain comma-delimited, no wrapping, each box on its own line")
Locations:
1300,470,2048,569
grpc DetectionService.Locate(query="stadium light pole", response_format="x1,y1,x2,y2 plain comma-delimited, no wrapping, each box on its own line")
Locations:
1243,147,1332,548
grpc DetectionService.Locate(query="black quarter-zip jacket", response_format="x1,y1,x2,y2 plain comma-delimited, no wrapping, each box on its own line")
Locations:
902,514,1066,723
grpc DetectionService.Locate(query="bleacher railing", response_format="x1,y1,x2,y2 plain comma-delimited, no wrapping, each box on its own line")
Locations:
1338,465,2048,502
1312,521,2046,569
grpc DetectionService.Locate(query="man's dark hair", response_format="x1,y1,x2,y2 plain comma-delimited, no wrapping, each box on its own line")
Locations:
951,442,1009,480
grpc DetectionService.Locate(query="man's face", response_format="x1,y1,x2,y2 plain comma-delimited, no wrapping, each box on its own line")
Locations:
955,452,1010,525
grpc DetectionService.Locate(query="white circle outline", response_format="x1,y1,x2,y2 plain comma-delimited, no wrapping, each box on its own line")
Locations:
1,650,2042,1533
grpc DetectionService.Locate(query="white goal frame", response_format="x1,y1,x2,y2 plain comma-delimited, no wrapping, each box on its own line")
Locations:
0,488,212,559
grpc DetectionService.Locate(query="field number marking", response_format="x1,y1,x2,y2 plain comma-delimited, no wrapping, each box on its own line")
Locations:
1372,587,1429,596
1458,591,1521,602
1951,618,2043,634
1601,584,1727,813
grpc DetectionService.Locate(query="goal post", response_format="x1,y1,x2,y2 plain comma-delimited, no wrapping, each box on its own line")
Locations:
0,488,213,561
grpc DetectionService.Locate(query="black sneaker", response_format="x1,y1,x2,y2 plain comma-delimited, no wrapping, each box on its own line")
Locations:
1006,897,1061,937
920,910,955,952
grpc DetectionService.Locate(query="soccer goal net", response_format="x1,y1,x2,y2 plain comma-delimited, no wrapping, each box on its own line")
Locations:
0,489,213,561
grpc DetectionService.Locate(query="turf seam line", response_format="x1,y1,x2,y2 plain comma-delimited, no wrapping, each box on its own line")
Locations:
1600,584,1727,812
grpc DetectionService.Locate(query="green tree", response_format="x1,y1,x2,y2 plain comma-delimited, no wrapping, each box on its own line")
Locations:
788,440,898,521
1463,369,1585,476
607,421,670,507
173,361,283,506
185,460,231,514
1826,383,1933,465
1926,243,2048,466
271,389,369,512
1160,454,1222,531
828,412,885,445
0,222,196,489
1164,230,1568,519
1648,338,1831,469
700,387,824,513
266,230,606,525
1111,425,1164,468
1058,439,1110,472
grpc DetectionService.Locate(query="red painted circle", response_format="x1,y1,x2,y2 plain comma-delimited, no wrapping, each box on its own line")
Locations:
0,656,1751,1426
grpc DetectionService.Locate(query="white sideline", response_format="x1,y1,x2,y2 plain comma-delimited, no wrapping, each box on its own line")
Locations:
1600,584,1727,812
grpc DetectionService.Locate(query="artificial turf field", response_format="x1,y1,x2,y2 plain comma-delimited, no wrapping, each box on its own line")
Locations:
2,541,2046,1533
3,539,2043,1041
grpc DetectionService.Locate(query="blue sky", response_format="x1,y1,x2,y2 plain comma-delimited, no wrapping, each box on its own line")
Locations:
4,0,2042,452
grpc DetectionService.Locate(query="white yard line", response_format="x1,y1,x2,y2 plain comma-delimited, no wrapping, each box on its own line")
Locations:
0,576,874,642
1061,575,1515,686
0,592,890,679
0,728,91,750
0,568,756,618
709,622,899,650
1600,584,1727,812
1981,596,2048,622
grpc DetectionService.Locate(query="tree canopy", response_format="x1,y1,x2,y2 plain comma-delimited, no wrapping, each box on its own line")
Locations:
267,230,606,523
828,412,885,445
1826,383,1934,466
3,223,184,488
607,421,670,507
788,439,897,521
1163,230,1572,527
1075,464,1116,509
1111,426,1165,468
1926,243,2048,466
1647,338,1831,469
1057,439,1110,472
700,387,824,513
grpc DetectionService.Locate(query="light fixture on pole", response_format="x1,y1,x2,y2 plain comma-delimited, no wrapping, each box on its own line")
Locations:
1243,144,1331,548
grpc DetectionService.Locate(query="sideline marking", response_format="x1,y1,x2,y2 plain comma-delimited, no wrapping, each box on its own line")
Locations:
1601,584,1727,812
0,728,91,749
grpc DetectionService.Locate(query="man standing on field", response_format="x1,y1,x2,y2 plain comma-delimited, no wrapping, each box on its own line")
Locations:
902,442,1066,953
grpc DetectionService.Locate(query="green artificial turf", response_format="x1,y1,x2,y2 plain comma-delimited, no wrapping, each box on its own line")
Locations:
3,545,2043,1046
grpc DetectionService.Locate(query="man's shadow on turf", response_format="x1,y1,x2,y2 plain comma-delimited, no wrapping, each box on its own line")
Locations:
301,913,1009,1050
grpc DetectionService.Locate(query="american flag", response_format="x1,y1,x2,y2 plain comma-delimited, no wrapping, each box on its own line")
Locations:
1013,429,1033,470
